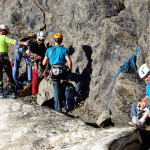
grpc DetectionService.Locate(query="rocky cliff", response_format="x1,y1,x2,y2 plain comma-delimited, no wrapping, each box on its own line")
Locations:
0,0,150,136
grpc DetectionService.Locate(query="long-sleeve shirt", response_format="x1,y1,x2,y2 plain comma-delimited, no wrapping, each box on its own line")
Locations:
0,34,16,53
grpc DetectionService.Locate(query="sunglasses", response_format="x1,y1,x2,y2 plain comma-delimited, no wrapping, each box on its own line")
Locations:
38,39,44,42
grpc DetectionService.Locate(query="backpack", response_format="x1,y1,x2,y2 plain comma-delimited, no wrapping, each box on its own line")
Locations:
65,85,75,112
17,36,33,58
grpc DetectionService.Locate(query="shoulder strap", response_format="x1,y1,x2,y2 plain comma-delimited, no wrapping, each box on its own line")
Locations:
27,38,33,57
49,46,58,58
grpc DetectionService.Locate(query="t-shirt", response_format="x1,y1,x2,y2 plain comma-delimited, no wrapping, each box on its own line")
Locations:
0,34,16,53
29,39,46,59
19,38,46,59
145,83,150,113
45,45,69,66
146,82,150,97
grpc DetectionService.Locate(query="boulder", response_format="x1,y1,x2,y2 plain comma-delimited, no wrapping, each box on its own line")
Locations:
96,109,111,127
0,98,142,150
0,0,150,127
109,73,146,126
37,77,54,106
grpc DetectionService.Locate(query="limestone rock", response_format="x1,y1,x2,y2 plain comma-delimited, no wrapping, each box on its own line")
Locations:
109,73,146,126
0,99,142,150
0,0,150,127
37,77,54,106
96,109,111,127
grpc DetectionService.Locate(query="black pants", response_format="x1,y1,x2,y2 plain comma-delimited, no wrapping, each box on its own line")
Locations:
0,59,16,93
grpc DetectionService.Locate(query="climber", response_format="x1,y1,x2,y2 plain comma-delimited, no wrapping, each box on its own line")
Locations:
12,31,46,92
29,31,46,99
12,34,35,88
130,64,150,128
0,24,29,98
43,33,82,112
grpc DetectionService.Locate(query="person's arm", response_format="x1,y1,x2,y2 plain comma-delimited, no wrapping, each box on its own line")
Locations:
65,56,72,72
43,57,49,66
3,36,29,46
25,50,41,59
18,41,29,46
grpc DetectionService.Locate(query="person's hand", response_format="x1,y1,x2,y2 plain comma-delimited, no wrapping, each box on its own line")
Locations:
137,102,144,109
25,50,29,55
24,42,29,47
36,55,42,60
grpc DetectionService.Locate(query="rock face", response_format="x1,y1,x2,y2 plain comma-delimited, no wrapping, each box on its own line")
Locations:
0,0,150,126
0,99,141,150
110,73,146,126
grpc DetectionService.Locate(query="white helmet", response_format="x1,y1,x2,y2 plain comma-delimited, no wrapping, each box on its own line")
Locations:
37,31,46,40
0,24,9,32
139,64,150,78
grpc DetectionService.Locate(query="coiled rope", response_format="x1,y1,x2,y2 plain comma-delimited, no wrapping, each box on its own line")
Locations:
106,48,139,109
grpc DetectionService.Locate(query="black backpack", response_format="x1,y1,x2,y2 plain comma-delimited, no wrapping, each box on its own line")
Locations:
17,36,33,58
65,85,75,112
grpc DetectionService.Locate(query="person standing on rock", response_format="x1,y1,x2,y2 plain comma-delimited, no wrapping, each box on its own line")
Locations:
42,33,82,112
130,64,150,128
12,34,36,87
0,24,29,98
29,31,46,99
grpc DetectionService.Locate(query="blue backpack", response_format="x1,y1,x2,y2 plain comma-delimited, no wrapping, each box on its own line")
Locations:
65,85,75,112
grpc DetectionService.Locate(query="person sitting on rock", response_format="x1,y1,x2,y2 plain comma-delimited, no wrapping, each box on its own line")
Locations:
130,64,150,128
0,24,29,98
42,33,82,112
130,96,150,128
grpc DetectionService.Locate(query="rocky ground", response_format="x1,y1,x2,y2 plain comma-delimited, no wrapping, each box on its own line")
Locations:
0,97,141,150
1,0,150,149
2,69,150,149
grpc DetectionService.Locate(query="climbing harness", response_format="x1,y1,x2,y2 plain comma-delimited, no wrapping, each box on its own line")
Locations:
50,64,68,80
0,53,9,62
106,48,139,109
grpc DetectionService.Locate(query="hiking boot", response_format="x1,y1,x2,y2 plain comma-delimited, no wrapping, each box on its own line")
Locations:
128,122,135,126
4,85,14,95
0,93,4,98
31,94,37,100
12,93,19,99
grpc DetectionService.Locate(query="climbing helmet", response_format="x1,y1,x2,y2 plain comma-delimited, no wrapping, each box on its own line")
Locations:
139,64,150,78
37,31,46,40
0,24,10,33
53,33,63,40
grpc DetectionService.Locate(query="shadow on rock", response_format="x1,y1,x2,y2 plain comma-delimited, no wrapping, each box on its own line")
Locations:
81,45,92,99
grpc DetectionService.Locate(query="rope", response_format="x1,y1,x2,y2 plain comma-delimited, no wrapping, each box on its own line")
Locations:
9,82,15,87
106,48,139,109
